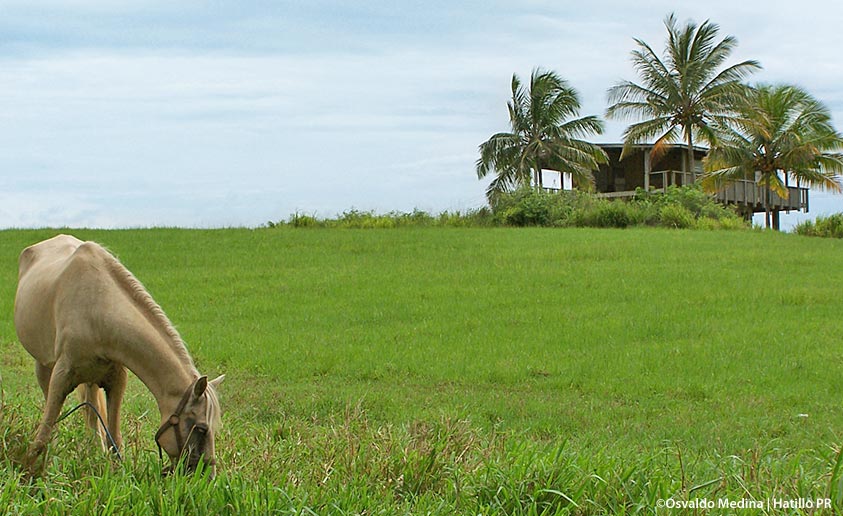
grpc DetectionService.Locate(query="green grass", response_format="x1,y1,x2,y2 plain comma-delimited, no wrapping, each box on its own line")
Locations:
1,227,843,514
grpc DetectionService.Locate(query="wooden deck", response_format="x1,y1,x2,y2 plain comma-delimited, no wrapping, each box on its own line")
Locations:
713,179,808,213
593,170,808,214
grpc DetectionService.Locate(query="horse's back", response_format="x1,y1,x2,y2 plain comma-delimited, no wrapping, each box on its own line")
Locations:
18,234,83,277
15,234,108,364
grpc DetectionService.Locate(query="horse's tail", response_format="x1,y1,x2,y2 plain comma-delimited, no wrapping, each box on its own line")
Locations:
76,383,108,450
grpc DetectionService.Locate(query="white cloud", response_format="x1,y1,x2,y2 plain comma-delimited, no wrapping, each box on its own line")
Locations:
1,1,842,227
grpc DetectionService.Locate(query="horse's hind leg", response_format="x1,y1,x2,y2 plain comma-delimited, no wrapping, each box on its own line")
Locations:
25,357,76,473
80,383,108,451
35,362,52,399
102,364,127,454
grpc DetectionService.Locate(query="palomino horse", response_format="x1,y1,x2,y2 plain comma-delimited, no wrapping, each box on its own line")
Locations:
14,234,223,475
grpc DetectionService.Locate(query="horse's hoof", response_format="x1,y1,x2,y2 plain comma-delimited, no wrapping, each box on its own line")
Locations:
23,458,44,478
23,444,46,476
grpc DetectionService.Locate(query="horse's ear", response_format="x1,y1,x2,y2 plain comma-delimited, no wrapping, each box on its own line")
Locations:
209,374,225,389
194,376,208,397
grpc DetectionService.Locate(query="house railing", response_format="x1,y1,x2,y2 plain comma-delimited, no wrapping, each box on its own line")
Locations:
594,170,809,213
713,179,808,212
648,170,808,212
650,169,695,189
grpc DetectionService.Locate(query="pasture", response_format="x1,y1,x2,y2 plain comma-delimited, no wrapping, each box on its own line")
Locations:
1,227,843,514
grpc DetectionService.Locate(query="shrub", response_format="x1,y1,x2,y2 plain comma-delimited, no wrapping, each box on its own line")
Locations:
660,185,711,216
593,202,631,228
695,216,720,230
700,202,737,221
289,212,322,228
267,186,749,231
438,208,495,227
393,209,434,227
795,220,816,236
718,216,749,231
337,209,385,228
567,197,603,227
795,213,843,238
268,208,497,229
816,213,843,237
494,187,559,226
626,201,661,226
659,204,695,229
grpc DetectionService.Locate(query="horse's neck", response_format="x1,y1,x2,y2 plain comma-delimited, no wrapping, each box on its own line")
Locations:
115,319,197,419
98,252,199,418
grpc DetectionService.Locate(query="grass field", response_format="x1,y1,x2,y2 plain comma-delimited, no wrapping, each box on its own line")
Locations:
1,227,843,514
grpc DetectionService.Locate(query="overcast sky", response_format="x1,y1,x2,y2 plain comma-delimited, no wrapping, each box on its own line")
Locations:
1,1,841,229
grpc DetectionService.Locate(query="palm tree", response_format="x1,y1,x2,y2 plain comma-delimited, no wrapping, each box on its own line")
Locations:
702,84,843,229
476,69,608,203
606,13,760,183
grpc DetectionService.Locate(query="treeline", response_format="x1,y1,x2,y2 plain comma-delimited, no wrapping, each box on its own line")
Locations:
268,186,749,230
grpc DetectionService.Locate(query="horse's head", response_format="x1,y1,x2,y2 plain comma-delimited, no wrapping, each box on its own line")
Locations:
156,374,224,476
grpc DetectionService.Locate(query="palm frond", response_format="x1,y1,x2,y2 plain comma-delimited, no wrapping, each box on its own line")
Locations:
651,126,681,164
700,165,748,193
704,82,843,198
556,115,605,139
788,165,843,192
478,69,606,201
620,117,675,160
611,12,759,169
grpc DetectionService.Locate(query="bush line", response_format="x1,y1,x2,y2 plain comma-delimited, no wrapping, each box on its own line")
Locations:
268,186,750,230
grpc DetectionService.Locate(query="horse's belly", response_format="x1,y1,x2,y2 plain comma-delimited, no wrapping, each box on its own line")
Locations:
14,275,59,366
68,356,115,385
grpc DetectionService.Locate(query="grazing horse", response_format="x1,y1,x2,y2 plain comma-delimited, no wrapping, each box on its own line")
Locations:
14,234,223,475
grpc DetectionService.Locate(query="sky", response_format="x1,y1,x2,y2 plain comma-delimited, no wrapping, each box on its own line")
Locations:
1,1,842,229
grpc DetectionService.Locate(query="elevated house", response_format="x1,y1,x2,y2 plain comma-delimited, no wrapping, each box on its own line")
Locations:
546,143,810,228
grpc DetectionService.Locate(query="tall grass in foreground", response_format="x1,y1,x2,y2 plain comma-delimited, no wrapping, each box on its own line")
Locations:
1,399,842,515
1,227,842,513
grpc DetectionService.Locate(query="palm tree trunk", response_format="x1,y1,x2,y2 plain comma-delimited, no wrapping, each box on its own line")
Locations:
686,131,695,184
534,162,543,191
764,176,772,229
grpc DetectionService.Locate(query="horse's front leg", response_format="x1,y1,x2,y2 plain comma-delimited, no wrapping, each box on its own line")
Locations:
25,357,75,474
103,364,127,455
35,362,53,400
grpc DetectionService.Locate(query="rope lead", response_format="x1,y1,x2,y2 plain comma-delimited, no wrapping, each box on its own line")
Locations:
57,401,123,462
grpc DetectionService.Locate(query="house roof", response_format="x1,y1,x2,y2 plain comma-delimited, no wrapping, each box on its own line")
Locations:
597,142,709,153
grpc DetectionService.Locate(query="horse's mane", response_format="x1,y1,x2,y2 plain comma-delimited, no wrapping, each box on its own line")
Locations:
205,383,222,431
97,244,198,375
